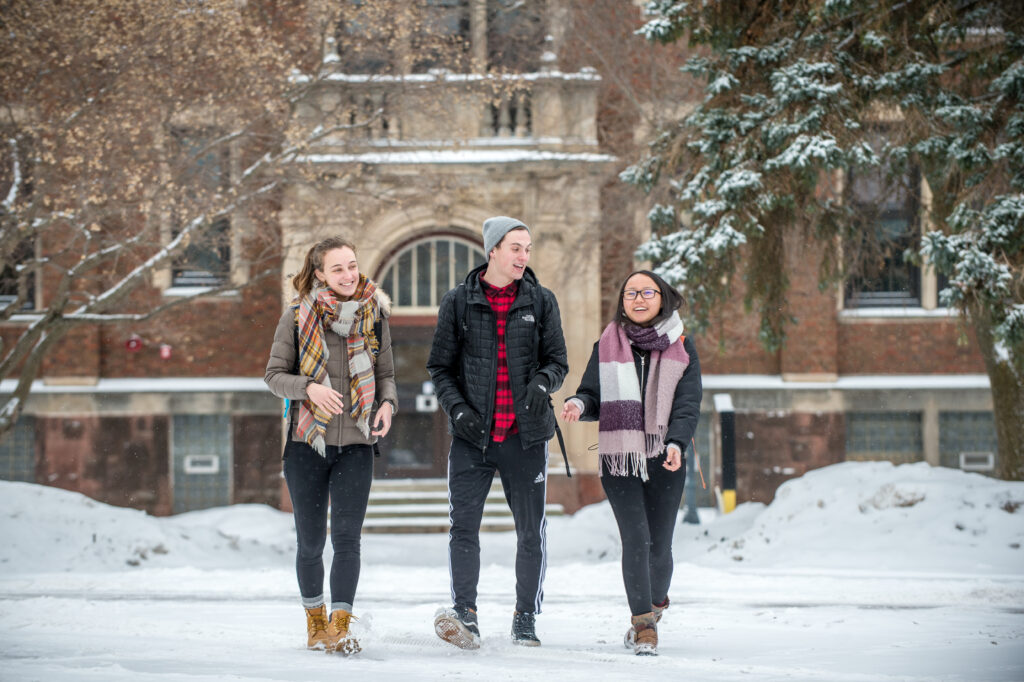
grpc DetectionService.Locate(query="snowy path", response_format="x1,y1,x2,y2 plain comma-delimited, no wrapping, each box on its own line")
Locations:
1,562,1022,682
2,462,1023,681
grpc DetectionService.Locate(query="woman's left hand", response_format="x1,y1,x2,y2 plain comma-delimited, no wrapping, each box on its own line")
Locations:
663,444,683,471
372,401,393,437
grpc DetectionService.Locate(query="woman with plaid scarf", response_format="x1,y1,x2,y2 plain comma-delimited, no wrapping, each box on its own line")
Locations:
265,236,397,656
560,270,702,656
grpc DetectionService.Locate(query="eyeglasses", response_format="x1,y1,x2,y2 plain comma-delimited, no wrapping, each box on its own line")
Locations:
623,288,661,300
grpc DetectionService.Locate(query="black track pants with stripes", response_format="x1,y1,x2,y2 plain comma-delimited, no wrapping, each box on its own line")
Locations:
447,432,549,615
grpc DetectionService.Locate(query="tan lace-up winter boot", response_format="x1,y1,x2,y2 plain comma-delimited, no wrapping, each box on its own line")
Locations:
304,605,331,650
623,598,669,648
631,612,658,656
328,609,361,655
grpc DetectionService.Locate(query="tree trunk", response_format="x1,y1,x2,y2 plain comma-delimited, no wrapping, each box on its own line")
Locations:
969,302,1024,480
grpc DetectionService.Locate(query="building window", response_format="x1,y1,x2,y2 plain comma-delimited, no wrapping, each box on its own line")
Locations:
0,238,36,312
411,0,470,73
939,411,998,474
172,414,231,513
0,415,35,483
1,132,36,312
335,1,398,74
378,235,486,311
844,131,922,308
846,412,923,463
487,0,545,72
169,129,231,289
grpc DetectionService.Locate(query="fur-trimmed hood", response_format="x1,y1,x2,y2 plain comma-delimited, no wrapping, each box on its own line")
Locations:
373,287,392,318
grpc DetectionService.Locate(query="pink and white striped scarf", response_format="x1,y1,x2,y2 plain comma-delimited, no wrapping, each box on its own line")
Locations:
598,311,688,479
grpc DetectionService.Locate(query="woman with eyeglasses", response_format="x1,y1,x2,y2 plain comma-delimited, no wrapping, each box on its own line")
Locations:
560,270,702,656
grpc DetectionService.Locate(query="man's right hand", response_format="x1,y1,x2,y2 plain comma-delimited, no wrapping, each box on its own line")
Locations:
452,403,486,442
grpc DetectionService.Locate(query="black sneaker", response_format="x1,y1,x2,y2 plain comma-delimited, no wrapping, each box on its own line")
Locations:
434,605,481,650
511,611,540,647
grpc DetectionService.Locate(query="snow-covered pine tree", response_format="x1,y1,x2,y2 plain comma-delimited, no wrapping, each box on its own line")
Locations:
624,1,1023,476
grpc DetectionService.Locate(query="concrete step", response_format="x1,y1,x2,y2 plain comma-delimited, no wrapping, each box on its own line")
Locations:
362,477,564,533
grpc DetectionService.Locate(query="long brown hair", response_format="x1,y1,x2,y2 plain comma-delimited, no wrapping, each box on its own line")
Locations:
292,236,358,298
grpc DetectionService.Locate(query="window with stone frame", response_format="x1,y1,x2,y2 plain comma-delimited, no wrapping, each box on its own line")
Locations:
0,237,36,312
378,234,486,311
411,0,470,74
939,411,998,474
487,0,545,72
843,130,923,308
845,412,924,464
0,415,35,483
172,414,232,513
168,128,231,289
0,131,37,312
335,0,399,74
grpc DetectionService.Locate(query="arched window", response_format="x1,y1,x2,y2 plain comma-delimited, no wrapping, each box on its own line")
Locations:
378,235,486,312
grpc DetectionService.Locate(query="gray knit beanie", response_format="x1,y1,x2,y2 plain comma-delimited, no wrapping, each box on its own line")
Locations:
482,216,529,255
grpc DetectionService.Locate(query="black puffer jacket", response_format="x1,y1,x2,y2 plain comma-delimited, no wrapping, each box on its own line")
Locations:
570,334,702,452
427,263,568,451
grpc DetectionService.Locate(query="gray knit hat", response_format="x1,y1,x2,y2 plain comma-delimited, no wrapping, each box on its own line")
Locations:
482,216,530,255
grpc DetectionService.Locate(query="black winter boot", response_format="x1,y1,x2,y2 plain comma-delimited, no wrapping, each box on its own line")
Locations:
511,611,540,647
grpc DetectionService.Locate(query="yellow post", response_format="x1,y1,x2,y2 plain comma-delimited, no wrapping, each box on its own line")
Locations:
721,488,736,514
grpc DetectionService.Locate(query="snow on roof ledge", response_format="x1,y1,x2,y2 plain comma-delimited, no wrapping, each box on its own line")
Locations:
0,378,270,394
703,374,991,391
0,374,991,396
297,149,616,165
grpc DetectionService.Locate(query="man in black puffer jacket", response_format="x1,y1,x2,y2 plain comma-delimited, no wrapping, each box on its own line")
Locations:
428,216,568,650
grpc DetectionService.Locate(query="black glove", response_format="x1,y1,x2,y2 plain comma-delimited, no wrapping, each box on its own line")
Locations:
524,375,550,414
452,403,486,442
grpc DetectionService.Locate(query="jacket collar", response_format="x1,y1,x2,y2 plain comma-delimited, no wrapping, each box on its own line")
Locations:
463,262,538,307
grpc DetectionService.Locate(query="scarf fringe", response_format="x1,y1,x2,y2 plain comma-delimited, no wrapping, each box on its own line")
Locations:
601,452,651,481
311,434,326,457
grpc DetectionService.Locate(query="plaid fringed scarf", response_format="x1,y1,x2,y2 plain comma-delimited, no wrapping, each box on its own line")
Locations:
598,311,689,480
294,275,380,455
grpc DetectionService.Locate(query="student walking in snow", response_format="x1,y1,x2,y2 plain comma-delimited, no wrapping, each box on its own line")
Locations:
427,216,568,649
264,236,397,655
560,270,701,656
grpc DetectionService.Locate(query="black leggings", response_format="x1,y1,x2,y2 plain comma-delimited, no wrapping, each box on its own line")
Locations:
600,451,686,616
283,439,373,613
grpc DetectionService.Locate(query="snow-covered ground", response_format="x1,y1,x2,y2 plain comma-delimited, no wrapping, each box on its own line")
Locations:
1,461,1022,681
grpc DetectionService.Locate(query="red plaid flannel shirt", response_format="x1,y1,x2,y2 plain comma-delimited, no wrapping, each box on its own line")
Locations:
480,273,519,442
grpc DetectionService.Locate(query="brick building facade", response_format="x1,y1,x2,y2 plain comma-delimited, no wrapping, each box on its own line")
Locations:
0,1,996,515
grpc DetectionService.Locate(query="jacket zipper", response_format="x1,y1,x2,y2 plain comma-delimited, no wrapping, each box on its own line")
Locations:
635,348,647,425
639,353,646,398
482,303,498,455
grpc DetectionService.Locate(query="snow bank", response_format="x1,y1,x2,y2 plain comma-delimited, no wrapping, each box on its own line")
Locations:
2,461,1022,576
0,481,295,572
676,461,1024,574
